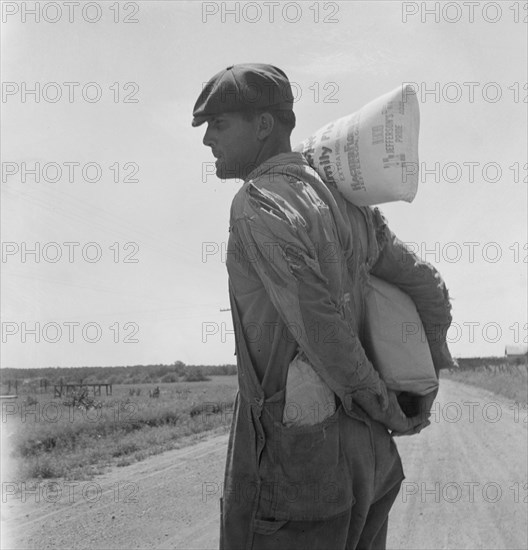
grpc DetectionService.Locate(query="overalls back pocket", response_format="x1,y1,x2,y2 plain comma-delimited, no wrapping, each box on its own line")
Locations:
257,403,354,522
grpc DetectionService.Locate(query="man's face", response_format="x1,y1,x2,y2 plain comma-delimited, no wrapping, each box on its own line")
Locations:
202,112,260,180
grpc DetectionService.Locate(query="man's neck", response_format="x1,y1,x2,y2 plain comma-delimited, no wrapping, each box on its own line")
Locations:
246,138,292,179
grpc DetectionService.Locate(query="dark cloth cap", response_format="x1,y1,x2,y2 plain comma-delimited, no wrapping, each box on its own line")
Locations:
192,63,294,127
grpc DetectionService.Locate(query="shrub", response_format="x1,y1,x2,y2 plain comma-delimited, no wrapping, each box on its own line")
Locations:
183,371,210,382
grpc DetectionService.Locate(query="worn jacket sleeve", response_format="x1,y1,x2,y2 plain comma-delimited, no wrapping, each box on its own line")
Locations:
369,208,456,374
230,180,385,408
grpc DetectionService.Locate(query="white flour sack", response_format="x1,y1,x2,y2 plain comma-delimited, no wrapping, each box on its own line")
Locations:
294,85,420,206
363,276,438,396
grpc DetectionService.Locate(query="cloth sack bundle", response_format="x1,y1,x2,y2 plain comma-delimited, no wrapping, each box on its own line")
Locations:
363,275,438,396
282,352,336,427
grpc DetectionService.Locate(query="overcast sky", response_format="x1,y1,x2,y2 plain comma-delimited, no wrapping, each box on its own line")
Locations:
1,1,527,368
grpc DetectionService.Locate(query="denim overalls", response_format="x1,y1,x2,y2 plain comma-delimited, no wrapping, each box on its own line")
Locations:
221,153,454,550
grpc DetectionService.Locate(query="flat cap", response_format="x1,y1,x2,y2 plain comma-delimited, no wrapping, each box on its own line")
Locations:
192,63,294,127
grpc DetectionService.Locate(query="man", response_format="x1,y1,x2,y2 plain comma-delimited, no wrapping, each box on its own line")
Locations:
192,64,455,550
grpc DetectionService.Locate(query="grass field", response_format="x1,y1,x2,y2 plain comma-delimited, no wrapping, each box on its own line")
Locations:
3,361,526,485
1,376,238,481
440,363,527,404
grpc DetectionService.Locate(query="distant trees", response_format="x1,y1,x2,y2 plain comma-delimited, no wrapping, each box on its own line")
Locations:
1,362,237,389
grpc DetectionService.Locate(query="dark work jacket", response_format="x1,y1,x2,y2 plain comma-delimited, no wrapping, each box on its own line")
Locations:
222,152,455,549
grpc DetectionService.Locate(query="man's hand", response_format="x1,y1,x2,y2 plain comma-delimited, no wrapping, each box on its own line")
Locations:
351,387,433,435
391,387,438,436
391,417,430,436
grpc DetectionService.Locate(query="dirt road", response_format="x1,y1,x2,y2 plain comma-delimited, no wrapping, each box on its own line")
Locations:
2,379,527,550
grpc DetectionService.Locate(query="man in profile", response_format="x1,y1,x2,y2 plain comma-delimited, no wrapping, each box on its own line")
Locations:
192,64,454,550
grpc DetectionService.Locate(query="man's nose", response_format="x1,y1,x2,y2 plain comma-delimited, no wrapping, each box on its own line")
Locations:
202,126,215,147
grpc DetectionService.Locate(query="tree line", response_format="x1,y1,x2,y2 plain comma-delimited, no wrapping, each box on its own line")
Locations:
0,361,237,388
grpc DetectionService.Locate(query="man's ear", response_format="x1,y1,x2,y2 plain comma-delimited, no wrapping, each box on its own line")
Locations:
256,112,275,140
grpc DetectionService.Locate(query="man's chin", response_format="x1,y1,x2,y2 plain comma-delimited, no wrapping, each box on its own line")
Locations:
216,163,240,181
